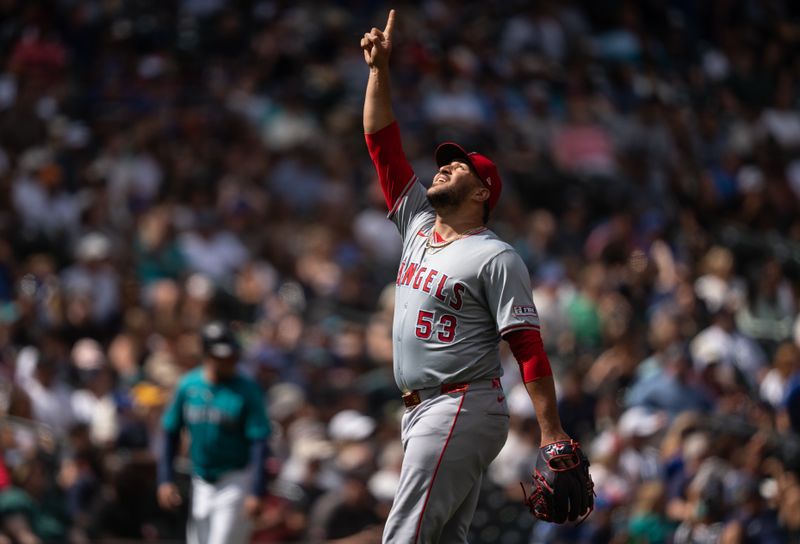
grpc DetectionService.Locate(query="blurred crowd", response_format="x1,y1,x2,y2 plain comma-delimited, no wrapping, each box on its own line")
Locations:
0,0,800,542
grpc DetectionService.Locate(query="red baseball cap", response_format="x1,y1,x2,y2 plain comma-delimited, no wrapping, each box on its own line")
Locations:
435,142,502,210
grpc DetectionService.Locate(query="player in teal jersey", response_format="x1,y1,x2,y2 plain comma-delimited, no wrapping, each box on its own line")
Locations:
157,321,271,544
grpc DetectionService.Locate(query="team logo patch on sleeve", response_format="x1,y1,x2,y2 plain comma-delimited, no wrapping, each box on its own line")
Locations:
512,305,538,318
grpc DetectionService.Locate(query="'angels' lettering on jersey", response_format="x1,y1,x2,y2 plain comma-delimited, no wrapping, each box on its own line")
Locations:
396,261,465,310
386,182,540,392
366,124,539,392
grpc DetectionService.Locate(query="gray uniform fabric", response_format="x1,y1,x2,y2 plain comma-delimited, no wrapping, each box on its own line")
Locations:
389,179,541,392
382,380,509,543
382,177,540,543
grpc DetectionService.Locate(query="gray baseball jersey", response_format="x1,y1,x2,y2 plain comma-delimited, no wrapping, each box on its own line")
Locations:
366,120,539,543
389,179,541,392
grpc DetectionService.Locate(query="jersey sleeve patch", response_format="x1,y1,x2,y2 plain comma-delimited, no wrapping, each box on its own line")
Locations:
482,249,540,335
512,305,538,318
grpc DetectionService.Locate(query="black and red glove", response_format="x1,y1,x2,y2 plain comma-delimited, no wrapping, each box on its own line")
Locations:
521,439,595,524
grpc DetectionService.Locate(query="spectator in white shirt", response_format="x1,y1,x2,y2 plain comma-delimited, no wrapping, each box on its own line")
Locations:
179,211,249,283
21,352,74,435
61,233,121,326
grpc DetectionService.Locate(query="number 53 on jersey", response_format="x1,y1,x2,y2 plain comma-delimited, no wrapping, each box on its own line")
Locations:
415,310,458,342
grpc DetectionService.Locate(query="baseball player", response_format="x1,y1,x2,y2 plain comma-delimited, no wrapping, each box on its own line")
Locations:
361,11,593,543
157,321,271,544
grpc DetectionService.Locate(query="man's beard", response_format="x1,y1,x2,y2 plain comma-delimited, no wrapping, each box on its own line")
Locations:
427,183,471,211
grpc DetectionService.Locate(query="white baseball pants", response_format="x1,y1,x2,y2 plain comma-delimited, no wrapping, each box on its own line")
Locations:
188,468,253,544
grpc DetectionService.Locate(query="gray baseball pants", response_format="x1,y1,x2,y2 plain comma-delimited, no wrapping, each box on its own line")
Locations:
382,379,510,543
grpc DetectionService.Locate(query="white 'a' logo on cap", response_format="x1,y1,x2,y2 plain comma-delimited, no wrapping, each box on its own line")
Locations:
486,177,492,186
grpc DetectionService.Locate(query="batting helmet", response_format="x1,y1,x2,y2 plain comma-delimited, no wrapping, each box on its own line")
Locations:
201,321,240,359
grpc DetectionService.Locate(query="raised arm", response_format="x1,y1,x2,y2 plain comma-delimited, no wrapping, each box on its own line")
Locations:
362,10,419,215
362,9,396,133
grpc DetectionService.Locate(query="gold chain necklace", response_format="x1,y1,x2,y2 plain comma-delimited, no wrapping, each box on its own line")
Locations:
426,226,485,250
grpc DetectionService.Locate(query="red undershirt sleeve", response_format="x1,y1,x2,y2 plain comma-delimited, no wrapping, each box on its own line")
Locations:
504,329,553,383
365,121,416,211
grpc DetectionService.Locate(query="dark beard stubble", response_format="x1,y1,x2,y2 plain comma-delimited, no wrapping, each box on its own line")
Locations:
426,182,471,211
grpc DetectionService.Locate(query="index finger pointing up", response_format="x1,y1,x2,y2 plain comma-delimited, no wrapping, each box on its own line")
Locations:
384,9,396,39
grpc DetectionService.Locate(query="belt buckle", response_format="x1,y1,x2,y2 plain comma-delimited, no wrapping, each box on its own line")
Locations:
402,390,421,408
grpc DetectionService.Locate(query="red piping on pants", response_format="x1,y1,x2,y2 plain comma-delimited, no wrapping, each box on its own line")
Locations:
413,391,467,544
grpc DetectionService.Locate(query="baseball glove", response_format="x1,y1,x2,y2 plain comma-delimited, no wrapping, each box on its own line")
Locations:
521,439,594,524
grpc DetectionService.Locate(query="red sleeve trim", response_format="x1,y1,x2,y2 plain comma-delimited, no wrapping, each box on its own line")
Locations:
505,329,552,383
387,174,418,218
365,121,416,211
499,323,541,335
